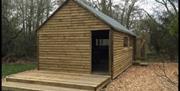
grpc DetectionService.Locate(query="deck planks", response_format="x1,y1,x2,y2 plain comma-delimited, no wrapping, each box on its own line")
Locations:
3,70,111,91
2,81,92,91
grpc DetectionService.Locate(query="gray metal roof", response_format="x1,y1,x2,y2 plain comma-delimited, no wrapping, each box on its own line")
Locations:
36,0,136,37
75,0,136,37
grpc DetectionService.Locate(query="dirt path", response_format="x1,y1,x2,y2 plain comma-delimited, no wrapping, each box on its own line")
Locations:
106,63,178,91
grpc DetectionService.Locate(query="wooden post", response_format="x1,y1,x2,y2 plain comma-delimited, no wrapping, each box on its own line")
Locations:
109,29,113,79
36,31,39,70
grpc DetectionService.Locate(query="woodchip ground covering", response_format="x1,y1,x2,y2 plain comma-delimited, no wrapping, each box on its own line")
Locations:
106,63,178,91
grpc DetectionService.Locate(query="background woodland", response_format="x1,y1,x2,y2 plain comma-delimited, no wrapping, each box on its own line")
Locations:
2,0,178,62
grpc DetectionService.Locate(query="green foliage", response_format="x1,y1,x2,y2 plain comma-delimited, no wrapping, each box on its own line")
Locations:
146,12,178,60
168,14,178,38
2,64,37,78
2,0,54,60
133,2,178,61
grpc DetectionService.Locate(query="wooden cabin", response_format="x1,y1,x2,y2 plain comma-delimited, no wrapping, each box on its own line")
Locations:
2,0,136,90
37,0,136,79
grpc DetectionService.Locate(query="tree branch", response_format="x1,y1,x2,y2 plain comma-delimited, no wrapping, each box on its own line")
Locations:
155,0,173,15
167,0,178,14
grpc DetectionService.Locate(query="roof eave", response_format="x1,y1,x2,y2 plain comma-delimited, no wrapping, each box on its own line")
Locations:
75,0,137,37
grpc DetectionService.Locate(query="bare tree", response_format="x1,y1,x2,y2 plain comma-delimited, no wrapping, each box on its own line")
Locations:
2,0,55,60
155,0,178,15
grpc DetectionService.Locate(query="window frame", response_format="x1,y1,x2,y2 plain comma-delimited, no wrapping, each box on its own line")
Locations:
123,36,129,47
95,39,109,46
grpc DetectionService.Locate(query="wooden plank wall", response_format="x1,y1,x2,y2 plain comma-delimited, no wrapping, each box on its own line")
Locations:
37,0,110,73
112,31,134,79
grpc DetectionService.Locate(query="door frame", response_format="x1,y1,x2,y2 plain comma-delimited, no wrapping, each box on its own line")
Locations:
90,30,112,75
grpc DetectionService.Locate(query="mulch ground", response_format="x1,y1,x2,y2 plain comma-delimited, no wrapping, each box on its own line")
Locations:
106,63,178,91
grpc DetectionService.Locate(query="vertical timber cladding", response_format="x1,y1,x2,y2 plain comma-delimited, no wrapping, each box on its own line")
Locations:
112,30,134,79
38,0,110,73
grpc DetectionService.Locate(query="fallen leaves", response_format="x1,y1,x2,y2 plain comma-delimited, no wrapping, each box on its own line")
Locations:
106,63,178,91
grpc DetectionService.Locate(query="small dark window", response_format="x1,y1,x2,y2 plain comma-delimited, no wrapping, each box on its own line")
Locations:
129,38,133,47
123,37,128,47
96,39,109,46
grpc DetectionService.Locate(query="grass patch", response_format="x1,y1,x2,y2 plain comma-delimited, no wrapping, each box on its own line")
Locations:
2,63,37,78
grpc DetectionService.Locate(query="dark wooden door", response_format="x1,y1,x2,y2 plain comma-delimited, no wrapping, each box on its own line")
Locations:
92,31,109,73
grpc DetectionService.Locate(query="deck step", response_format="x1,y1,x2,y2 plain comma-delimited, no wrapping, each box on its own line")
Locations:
3,70,111,91
2,80,92,91
6,76,96,90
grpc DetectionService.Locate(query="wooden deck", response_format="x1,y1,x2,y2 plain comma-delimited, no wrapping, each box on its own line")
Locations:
2,70,111,91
